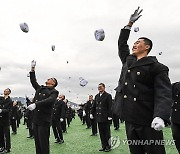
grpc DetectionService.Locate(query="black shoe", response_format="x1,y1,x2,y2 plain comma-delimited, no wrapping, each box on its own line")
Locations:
99,148,105,151
11,132,17,135
104,147,111,152
2,149,11,153
59,140,64,144
0,148,4,153
54,139,60,143
90,133,97,136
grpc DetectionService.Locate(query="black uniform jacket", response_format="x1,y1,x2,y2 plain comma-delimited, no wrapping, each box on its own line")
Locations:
171,82,180,124
66,107,72,118
85,100,93,115
91,92,112,123
52,99,65,121
113,28,172,126
0,96,13,126
30,71,59,127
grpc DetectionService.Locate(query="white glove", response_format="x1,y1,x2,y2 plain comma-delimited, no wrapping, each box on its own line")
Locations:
60,118,64,122
83,110,86,117
90,114,94,119
31,60,36,68
0,109,2,113
151,117,165,131
108,117,112,120
129,6,143,23
27,103,36,111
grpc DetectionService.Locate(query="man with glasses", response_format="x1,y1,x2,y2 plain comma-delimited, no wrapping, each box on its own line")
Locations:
91,83,112,152
27,60,59,154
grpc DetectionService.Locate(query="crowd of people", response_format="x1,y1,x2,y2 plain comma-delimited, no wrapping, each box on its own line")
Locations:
1,7,180,154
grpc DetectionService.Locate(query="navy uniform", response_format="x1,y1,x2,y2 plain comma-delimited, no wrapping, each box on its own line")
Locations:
66,106,72,127
112,99,120,130
61,102,67,132
171,82,180,153
0,96,13,152
90,100,97,135
52,99,65,143
91,92,112,151
10,103,18,134
84,101,92,129
25,97,34,138
30,71,59,154
113,28,172,154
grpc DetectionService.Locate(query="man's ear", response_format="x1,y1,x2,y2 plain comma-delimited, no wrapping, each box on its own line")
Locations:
145,45,150,50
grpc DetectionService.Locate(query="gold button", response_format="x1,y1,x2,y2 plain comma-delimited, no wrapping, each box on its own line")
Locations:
175,102,178,104
125,82,128,85
176,95,179,97
128,70,130,73
39,93,41,95
38,110,40,112
134,85,136,88
137,72,140,75
124,95,127,98
134,98,137,101
43,94,45,96
175,109,177,111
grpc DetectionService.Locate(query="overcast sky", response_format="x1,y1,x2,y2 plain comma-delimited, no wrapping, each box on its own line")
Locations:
0,0,180,104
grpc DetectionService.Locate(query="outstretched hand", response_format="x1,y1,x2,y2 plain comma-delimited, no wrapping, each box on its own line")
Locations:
129,6,143,23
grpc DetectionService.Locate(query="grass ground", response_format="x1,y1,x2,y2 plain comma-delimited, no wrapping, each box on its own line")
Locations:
10,116,178,154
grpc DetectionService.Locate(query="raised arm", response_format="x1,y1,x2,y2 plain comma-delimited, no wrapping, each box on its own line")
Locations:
118,7,143,64
30,60,40,90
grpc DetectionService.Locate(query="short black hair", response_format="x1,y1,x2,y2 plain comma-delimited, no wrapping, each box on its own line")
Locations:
99,83,105,87
139,37,153,54
52,78,58,87
7,88,11,94
62,95,65,100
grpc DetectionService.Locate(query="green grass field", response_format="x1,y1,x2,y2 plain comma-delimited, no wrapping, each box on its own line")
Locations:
10,116,178,154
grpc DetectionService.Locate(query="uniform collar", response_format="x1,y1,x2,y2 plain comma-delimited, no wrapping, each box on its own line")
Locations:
128,56,158,69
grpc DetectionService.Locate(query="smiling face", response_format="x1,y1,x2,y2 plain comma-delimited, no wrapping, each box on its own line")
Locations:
132,39,149,56
45,78,56,87
98,83,105,93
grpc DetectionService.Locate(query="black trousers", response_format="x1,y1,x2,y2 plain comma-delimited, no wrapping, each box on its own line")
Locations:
112,114,120,129
61,118,67,132
98,122,111,149
82,116,86,124
52,120,63,141
33,124,50,154
67,117,71,127
10,119,17,133
0,126,11,150
27,119,33,137
125,122,166,154
171,122,180,153
86,114,91,128
90,119,97,135
17,118,20,128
